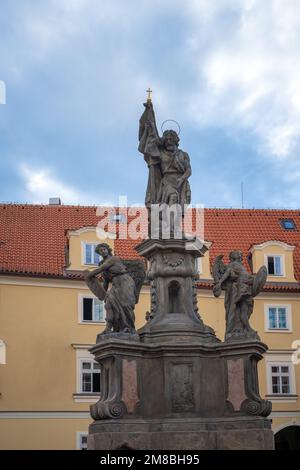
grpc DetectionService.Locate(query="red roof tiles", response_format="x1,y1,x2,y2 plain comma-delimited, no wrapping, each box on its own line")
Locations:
203,208,300,281
0,205,299,291
0,204,99,277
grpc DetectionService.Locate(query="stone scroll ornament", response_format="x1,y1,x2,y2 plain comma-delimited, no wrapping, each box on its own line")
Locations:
84,243,145,335
212,251,267,342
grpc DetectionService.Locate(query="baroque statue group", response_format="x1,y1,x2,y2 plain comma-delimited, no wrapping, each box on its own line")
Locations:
85,93,267,343
86,92,274,450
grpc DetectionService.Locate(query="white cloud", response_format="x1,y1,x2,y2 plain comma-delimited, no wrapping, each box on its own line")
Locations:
5,0,300,162
22,0,175,60
185,0,300,160
2,0,300,209
11,0,176,127
0,80,6,104
19,164,112,205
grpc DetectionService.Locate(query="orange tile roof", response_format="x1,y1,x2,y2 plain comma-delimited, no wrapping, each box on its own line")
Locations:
203,208,300,281
0,204,299,291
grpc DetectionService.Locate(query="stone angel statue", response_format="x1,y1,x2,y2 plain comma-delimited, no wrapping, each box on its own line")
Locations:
84,243,146,335
212,251,267,342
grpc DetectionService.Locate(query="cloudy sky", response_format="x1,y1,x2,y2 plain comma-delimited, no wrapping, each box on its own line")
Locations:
1,0,300,209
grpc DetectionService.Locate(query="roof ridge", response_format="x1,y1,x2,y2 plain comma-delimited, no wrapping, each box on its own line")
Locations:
0,203,99,208
1,203,300,212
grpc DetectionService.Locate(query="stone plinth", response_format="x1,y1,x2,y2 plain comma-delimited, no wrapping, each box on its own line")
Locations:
88,338,273,450
88,416,273,450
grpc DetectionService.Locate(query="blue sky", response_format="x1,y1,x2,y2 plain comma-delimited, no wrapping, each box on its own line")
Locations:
1,0,300,208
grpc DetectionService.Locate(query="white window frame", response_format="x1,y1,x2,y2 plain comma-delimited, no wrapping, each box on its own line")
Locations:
268,363,293,395
76,432,88,450
79,359,100,394
78,294,106,324
264,304,292,332
196,258,202,275
264,254,285,277
74,349,101,403
265,353,297,402
81,242,101,266
0,340,6,364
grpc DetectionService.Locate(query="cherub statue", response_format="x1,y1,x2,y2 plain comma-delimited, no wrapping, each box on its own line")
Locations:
212,250,267,342
84,243,145,335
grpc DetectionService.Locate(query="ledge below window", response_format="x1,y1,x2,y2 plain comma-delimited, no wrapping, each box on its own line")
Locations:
73,393,100,403
265,329,292,334
266,394,298,403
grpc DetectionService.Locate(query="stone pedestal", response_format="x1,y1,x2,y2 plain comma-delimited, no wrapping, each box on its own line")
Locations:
88,238,273,450
135,238,217,344
88,338,273,450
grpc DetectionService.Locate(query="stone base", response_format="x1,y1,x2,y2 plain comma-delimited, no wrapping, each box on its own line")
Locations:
96,332,140,343
88,335,273,450
89,338,272,421
138,313,218,344
88,417,274,450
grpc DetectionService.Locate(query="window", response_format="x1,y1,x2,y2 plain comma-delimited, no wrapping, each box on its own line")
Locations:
265,355,297,400
77,432,88,450
80,360,100,393
268,307,288,330
267,255,283,276
270,365,291,394
0,340,6,364
110,213,126,223
82,297,105,323
196,258,202,275
264,305,292,332
73,348,101,402
83,243,101,265
281,219,296,230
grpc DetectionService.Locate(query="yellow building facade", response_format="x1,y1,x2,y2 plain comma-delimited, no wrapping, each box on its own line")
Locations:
0,205,299,449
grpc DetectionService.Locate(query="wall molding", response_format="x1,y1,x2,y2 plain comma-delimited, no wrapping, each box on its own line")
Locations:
251,240,295,252
0,411,91,419
0,276,86,290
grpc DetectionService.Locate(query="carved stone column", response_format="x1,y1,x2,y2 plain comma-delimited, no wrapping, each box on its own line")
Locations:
135,237,218,344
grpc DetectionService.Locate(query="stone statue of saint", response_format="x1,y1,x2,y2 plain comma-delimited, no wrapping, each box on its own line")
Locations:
84,243,145,335
212,251,267,342
138,99,192,212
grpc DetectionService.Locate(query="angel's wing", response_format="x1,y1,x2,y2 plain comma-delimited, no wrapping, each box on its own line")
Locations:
84,271,106,301
212,254,228,297
212,255,227,282
252,265,267,297
123,259,146,304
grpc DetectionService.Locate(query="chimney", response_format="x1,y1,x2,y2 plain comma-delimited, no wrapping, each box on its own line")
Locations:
49,197,61,205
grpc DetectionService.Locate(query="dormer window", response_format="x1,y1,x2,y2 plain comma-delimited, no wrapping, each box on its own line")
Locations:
251,241,295,281
84,243,101,265
267,255,283,276
110,214,126,223
280,219,296,230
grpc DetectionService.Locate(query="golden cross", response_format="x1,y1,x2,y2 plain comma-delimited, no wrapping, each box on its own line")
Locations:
146,87,152,102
